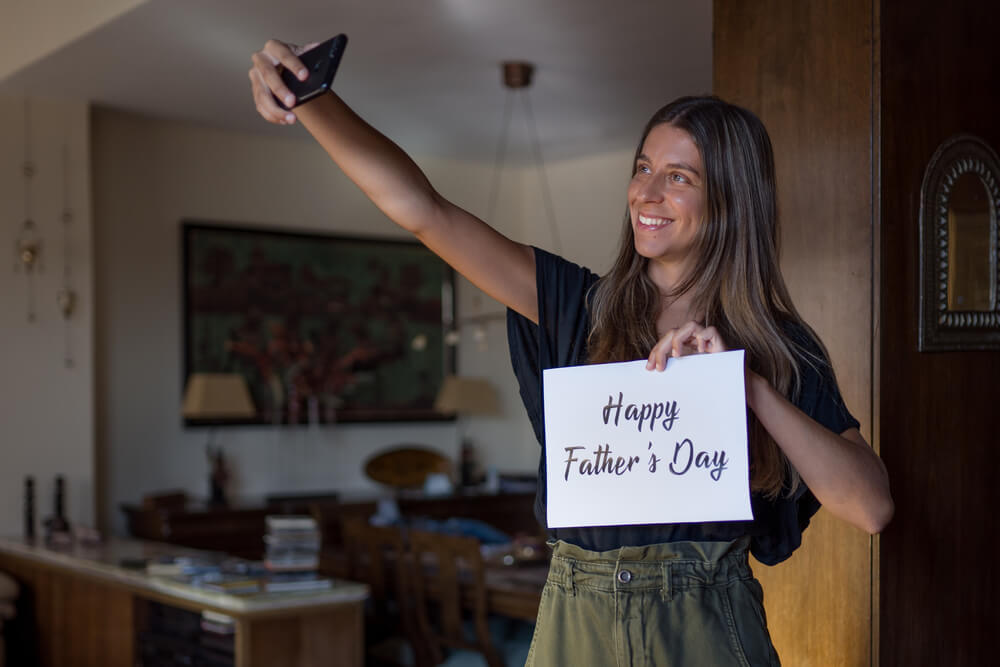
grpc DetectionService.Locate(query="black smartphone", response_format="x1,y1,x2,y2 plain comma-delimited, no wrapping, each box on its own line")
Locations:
275,34,348,110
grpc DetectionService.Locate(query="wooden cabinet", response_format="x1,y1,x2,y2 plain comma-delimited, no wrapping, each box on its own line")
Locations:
0,538,366,667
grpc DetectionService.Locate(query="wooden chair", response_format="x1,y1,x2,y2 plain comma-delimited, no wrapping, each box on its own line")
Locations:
342,519,429,667
407,530,505,667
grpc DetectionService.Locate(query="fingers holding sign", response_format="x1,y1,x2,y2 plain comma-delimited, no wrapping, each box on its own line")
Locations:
646,321,729,371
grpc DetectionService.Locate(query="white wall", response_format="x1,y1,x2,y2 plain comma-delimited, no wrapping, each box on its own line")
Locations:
0,95,94,536
91,107,632,533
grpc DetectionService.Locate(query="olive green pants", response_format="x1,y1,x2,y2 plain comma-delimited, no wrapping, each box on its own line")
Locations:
525,538,780,667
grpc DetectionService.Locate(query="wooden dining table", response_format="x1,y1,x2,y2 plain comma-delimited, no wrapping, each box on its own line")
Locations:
482,558,549,622
320,546,548,623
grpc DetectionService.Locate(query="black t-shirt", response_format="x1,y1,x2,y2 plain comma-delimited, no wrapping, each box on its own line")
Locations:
506,247,860,565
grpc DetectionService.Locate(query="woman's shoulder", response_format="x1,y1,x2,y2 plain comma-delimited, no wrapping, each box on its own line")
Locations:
532,246,599,274
531,246,602,292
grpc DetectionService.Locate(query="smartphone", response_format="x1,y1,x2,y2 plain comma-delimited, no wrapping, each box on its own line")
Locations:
276,34,348,109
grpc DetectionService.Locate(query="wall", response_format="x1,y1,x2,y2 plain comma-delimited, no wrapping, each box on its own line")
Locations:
878,0,1000,664
714,1,876,665
0,95,95,536
92,107,631,533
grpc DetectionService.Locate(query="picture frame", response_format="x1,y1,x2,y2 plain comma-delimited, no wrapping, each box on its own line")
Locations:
918,134,1000,351
182,221,456,425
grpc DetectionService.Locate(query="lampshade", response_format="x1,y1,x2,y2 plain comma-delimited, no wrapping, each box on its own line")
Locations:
433,376,501,416
182,373,256,420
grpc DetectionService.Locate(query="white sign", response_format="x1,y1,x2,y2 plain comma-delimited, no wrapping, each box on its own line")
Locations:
542,350,752,528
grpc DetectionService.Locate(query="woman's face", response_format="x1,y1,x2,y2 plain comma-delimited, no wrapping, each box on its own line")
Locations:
627,123,706,279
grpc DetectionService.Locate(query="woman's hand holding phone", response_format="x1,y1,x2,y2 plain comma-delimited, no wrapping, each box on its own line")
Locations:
250,40,307,125
250,35,347,123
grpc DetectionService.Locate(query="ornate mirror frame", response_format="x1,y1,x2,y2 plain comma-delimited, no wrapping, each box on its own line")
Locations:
918,134,1000,351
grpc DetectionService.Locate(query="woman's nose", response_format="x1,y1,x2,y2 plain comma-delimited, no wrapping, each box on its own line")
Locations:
638,174,666,202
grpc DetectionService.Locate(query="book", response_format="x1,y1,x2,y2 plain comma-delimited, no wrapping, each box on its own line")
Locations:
196,574,261,595
265,515,317,531
200,610,235,629
263,556,319,572
264,572,333,593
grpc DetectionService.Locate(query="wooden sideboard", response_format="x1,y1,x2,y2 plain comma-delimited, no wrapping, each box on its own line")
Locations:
0,537,368,667
121,490,541,561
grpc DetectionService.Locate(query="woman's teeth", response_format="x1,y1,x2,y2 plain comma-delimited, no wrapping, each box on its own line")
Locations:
638,214,671,227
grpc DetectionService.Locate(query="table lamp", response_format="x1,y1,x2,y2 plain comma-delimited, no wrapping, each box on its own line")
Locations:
434,376,501,488
182,373,256,506
182,373,256,422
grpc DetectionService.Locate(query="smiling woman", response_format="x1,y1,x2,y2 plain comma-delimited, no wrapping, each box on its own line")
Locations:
249,36,892,663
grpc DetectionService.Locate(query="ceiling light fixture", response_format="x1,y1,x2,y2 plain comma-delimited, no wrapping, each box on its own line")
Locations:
445,61,562,349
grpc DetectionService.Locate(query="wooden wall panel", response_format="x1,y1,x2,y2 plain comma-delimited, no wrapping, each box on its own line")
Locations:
0,552,135,667
878,1,1000,665
242,606,364,667
714,1,875,665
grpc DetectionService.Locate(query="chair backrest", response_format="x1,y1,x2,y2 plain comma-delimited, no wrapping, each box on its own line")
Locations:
407,529,505,667
340,521,434,666
342,519,409,602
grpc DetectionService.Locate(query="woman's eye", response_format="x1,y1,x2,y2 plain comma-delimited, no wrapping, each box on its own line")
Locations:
636,164,651,174
671,172,689,183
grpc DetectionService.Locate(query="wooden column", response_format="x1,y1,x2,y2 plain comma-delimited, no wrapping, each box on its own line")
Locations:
714,1,876,665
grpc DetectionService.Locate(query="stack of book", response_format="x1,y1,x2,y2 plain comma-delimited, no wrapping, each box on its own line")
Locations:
139,602,234,667
262,514,331,592
264,514,320,571
199,610,235,666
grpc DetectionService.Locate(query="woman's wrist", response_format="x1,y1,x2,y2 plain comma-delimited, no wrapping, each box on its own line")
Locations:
744,368,769,411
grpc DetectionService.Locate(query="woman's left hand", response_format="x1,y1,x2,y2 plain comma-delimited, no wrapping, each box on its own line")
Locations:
646,320,728,371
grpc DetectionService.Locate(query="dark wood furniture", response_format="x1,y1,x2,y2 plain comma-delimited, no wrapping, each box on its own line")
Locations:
481,562,547,623
121,491,342,560
339,520,428,667
122,490,540,562
408,529,504,667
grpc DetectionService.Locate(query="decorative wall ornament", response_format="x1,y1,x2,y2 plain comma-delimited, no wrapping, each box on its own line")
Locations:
58,142,77,367
918,134,1000,351
13,99,43,322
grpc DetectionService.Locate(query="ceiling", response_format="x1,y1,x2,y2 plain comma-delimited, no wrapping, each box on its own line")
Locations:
1,0,712,162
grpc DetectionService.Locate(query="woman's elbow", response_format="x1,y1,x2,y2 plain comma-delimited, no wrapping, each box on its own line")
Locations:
861,494,895,535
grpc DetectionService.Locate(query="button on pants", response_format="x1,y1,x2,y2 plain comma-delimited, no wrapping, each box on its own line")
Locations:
525,538,781,666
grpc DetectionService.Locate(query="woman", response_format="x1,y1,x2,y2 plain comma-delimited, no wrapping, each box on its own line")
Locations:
249,40,893,666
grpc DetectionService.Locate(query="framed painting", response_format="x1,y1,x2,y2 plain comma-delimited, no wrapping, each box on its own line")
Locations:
182,221,456,425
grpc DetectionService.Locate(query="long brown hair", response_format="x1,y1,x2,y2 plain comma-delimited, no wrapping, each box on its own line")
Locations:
587,96,828,498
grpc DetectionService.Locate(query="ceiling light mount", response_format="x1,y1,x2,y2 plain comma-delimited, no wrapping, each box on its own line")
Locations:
501,61,535,89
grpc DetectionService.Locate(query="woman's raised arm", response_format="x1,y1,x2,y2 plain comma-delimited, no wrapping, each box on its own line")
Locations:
249,39,538,323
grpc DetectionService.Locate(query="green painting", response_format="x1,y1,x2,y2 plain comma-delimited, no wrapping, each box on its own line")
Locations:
183,222,454,425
